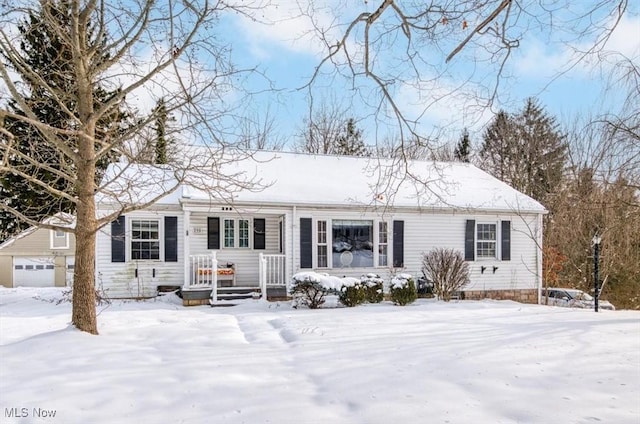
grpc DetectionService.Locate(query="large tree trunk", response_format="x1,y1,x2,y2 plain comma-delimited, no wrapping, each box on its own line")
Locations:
72,125,98,334
71,14,98,333
72,189,97,334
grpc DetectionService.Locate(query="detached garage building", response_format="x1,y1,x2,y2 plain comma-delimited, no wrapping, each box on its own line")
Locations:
0,216,75,288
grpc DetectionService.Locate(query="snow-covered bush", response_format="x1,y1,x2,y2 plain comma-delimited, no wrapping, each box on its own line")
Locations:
290,276,328,309
389,273,417,306
290,272,345,309
361,273,384,304
338,280,367,307
421,248,470,301
291,272,386,308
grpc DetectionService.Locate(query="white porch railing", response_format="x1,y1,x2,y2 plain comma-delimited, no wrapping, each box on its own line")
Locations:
259,253,287,300
185,252,286,302
185,252,219,301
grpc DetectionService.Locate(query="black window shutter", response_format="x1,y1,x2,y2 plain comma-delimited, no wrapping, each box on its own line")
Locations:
392,220,404,267
254,218,266,250
165,216,178,262
207,217,220,250
465,220,475,261
111,215,126,263
501,220,511,261
300,218,312,269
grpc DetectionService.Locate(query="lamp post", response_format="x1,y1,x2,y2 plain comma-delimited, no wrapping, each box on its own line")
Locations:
592,234,602,312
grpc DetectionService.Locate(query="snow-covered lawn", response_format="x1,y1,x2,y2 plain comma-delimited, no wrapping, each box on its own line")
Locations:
1,288,638,424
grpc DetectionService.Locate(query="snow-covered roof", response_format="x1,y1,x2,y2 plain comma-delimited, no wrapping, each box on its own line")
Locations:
99,151,546,214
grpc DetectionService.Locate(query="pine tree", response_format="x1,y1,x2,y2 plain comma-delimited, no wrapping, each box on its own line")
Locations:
479,98,567,204
0,2,125,241
153,98,172,165
335,118,369,156
454,128,471,163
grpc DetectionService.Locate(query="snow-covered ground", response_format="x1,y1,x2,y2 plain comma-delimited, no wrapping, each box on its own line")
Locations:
1,287,638,424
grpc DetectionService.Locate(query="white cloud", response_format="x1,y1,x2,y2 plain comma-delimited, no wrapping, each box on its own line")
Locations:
232,1,337,60
512,13,639,81
604,14,640,58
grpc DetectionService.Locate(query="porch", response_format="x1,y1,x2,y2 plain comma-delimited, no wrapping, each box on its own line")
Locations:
181,252,287,305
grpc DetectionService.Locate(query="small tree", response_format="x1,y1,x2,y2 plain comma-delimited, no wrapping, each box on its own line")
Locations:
454,128,471,163
290,274,331,309
389,274,417,306
422,248,470,301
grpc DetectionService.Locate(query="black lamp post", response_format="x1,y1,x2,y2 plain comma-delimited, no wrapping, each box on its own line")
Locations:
592,234,602,312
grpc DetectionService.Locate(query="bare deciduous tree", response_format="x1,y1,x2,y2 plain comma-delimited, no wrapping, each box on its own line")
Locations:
304,1,629,146
422,248,470,301
0,0,268,334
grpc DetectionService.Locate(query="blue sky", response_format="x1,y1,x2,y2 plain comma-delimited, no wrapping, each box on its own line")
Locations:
216,1,640,150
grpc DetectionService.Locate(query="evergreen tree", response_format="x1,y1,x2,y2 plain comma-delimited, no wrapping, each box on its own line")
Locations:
479,98,567,204
0,1,125,241
335,118,369,156
153,98,171,164
454,128,471,163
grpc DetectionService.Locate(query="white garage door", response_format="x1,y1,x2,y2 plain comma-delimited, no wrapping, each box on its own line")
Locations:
13,257,55,287
66,256,75,286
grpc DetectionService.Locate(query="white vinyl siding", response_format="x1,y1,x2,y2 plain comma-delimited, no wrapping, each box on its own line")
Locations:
94,209,184,298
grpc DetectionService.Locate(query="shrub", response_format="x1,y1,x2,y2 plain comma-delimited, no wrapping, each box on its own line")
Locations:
389,273,417,306
290,278,328,309
290,272,347,309
421,248,470,301
361,273,384,303
338,280,367,307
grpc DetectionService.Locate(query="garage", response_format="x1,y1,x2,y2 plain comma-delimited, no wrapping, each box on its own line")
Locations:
66,256,75,286
13,257,56,287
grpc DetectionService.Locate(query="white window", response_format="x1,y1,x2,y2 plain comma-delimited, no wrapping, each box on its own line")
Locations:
317,220,328,268
378,221,388,267
50,229,69,249
238,219,250,248
332,220,373,268
223,218,251,249
476,223,497,259
131,220,160,260
224,219,235,248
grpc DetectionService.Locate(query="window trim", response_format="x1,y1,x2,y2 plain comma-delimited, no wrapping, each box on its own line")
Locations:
222,218,253,249
378,221,389,267
310,218,390,269
130,218,162,261
476,222,498,260
316,220,328,268
50,229,69,250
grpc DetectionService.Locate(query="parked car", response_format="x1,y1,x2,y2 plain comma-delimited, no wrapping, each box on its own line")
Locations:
542,288,615,311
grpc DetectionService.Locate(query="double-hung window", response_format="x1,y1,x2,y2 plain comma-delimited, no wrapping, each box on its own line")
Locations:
223,218,250,248
131,220,160,260
317,220,328,268
238,219,250,248
476,223,497,259
378,221,389,266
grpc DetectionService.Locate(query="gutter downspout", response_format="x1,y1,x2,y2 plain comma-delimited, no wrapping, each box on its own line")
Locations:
291,205,297,294
183,209,190,289
536,213,543,304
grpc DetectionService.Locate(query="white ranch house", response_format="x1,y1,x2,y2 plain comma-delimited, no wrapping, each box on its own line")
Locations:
95,151,546,305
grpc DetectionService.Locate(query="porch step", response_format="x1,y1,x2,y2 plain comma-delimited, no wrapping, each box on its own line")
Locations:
215,286,259,301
